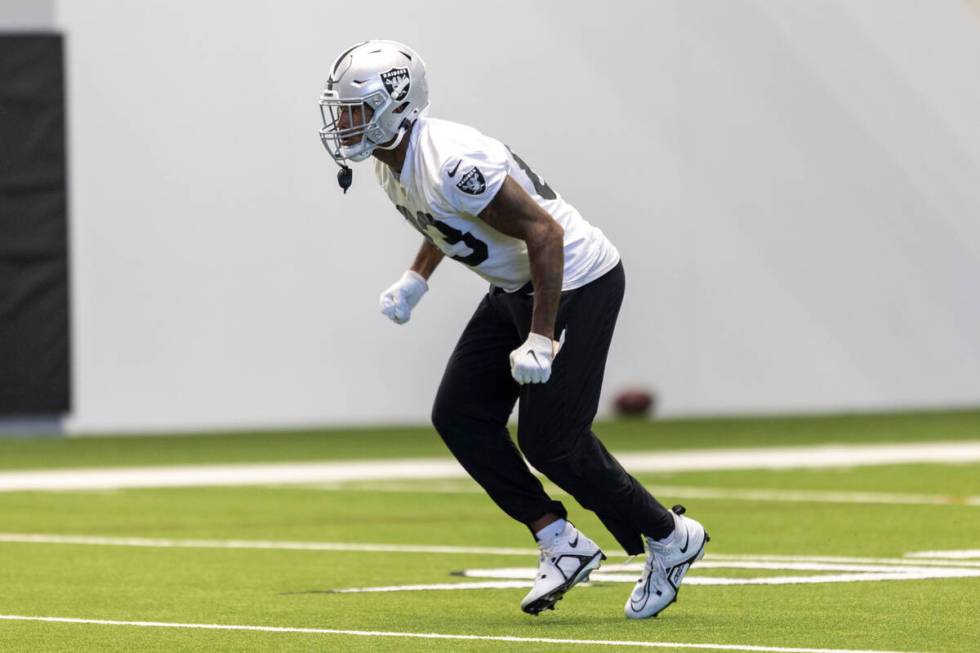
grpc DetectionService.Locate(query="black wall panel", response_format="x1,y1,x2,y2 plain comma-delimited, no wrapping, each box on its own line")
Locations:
0,34,70,415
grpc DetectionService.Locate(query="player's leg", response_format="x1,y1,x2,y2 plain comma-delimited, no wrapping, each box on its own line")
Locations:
431,293,565,528
432,292,606,615
512,262,709,618
512,262,675,555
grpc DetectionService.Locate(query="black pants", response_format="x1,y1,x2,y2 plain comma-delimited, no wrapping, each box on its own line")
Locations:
431,262,674,555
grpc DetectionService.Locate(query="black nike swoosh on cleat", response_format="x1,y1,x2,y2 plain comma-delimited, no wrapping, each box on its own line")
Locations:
629,576,652,612
448,160,462,177
521,551,602,615
569,534,579,548
679,527,690,554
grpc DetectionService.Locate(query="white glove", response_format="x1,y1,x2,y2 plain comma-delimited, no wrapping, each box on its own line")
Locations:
509,330,565,385
379,270,428,324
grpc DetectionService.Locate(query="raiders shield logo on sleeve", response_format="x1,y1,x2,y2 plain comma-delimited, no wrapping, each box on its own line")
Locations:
456,167,487,195
380,67,411,100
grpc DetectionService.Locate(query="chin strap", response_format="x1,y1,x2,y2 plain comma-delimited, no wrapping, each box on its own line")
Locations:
334,120,415,194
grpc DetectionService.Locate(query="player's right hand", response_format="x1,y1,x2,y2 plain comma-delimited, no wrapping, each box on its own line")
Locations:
379,270,428,324
509,330,565,384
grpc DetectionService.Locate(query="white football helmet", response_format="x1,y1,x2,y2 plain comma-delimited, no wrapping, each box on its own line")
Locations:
319,40,430,164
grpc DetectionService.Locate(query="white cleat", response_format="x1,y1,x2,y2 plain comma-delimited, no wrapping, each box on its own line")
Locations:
520,522,606,615
625,505,709,619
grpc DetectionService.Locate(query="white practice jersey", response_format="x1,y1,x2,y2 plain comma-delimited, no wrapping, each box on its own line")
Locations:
374,117,620,292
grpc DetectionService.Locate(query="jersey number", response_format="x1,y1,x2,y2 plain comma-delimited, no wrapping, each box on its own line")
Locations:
507,147,558,200
431,220,489,267
396,205,489,267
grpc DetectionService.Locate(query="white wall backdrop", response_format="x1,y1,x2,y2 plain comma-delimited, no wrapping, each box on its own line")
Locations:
41,0,980,432
0,1,53,28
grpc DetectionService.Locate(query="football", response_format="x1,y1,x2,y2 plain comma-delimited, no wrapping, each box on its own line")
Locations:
613,388,655,417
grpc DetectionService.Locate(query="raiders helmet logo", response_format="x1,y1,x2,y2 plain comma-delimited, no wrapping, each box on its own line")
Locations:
380,67,411,100
456,167,487,195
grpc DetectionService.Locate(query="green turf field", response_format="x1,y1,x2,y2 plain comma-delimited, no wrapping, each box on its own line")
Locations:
1,410,979,652
1,409,979,470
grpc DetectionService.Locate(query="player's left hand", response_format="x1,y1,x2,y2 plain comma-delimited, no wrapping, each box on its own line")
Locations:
509,331,565,385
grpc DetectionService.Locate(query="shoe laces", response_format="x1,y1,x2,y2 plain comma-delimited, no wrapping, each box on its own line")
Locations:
533,538,561,580
642,537,670,576
537,537,559,564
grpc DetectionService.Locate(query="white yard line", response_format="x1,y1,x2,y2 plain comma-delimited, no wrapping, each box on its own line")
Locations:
452,560,980,588
331,559,980,592
0,459,468,492
470,560,980,575
3,531,979,591
633,486,979,507
705,554,980,568
0,533,544,556
5,533,980,575
5,533,980,571
904,550,980,560
0,614,929,653
617,442,980,471
1,441,979,492
307,481,980,508
334,566,980,591
329,581,534,593
294,556,980,590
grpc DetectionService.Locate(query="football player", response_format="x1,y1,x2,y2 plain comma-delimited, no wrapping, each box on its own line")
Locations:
318,40,709,618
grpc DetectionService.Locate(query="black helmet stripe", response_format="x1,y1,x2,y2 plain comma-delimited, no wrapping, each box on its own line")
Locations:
331,41,367,75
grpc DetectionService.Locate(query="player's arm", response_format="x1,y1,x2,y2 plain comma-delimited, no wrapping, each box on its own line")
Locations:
478,175,564,340
409,238,445,280
379,238,444,325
